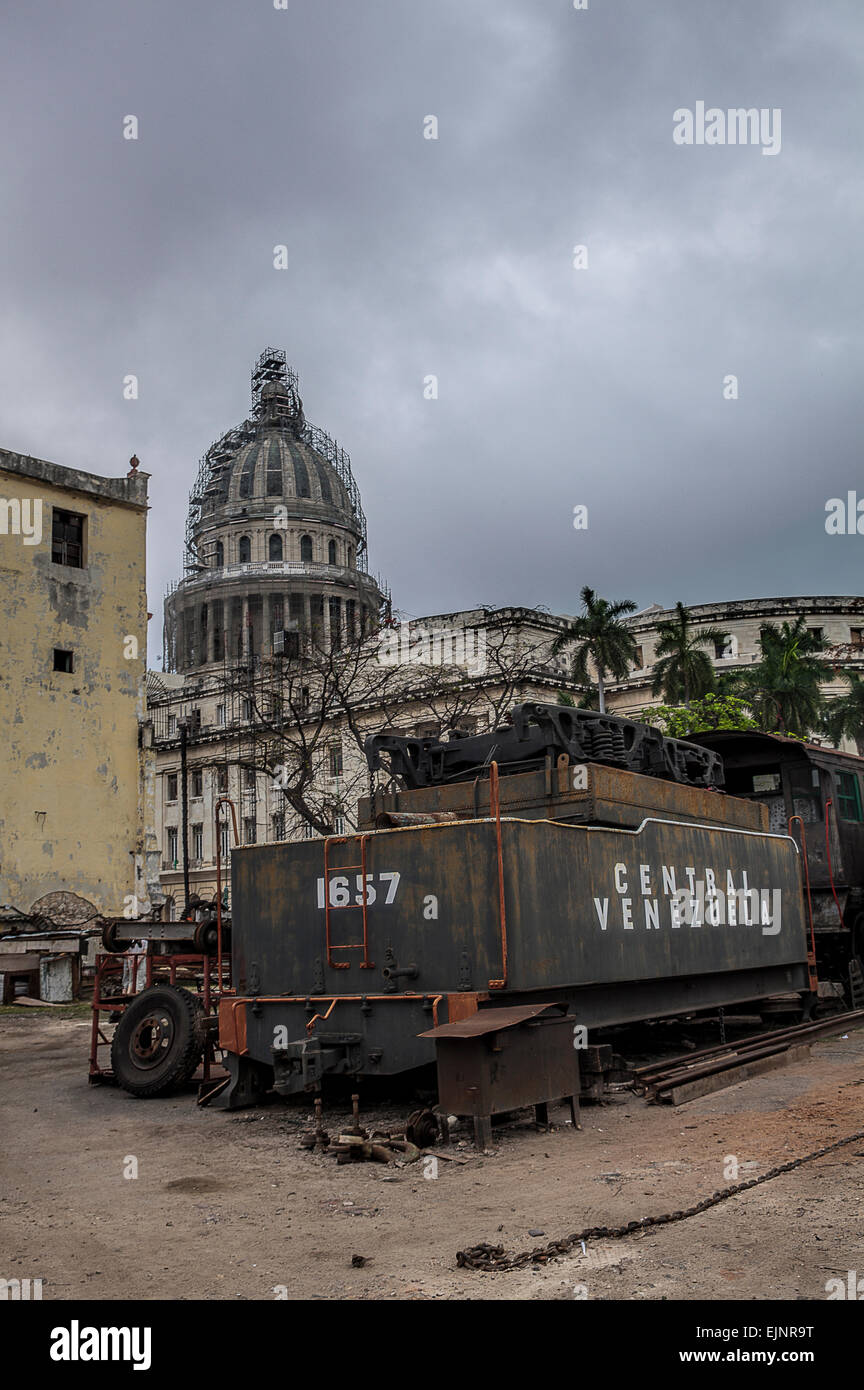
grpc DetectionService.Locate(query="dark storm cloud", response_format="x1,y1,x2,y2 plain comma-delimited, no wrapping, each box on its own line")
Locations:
1,0,862,661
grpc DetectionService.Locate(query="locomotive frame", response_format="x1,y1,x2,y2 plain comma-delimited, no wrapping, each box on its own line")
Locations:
694,730,864,1000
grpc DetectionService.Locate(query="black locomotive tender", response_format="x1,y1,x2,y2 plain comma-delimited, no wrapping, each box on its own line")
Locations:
106,703,864,1118
206,703,864,1114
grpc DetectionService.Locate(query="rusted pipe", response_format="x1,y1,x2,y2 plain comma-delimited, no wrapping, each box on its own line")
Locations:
305,996,337,1035
824,799,846,927
488,761,508,990
788,814,819,992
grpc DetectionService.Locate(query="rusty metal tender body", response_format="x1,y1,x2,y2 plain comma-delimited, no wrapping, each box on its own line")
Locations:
217,745,811,1109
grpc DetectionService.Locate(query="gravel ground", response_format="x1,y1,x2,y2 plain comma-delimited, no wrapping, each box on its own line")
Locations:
1,1012,863,1301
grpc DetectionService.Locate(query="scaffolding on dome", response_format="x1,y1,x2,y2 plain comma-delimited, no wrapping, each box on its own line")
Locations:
251,347,293,410
181,349,369,577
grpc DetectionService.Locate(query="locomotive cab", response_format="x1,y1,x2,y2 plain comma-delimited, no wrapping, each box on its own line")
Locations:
695,730,864,1006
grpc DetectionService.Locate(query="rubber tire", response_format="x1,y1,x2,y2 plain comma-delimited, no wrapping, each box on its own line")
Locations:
111,985,206,1098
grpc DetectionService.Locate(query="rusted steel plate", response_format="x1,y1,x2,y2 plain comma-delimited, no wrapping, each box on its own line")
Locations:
359,762,767,834
218,998,247,1055
375,811,461,827
418,1002,557,1039
434,1013,580,1118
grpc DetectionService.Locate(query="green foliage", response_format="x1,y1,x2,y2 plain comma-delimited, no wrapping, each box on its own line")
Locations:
821,668,864,751
650,602,729,705
556,685,599,710
736,618,826,737
636,693,759,739
553,586,638,713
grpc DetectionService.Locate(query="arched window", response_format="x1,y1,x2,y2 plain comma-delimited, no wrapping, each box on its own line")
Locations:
300,534,313,563
328,539,337,565
294,454,311,498
269,533,283,561
215,540,224,568
239,451,256,499
238,535,251,564
314,459,332,503
266,439,282,497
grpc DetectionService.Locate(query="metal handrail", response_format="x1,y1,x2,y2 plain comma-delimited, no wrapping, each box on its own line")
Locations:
214,797,239,990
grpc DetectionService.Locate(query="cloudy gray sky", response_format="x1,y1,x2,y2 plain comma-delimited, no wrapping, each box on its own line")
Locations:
2,0,862,664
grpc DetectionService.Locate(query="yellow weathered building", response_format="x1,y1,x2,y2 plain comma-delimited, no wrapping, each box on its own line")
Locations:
0,448,151,927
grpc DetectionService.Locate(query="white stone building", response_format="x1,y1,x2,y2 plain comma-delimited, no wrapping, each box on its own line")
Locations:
608,595,864,729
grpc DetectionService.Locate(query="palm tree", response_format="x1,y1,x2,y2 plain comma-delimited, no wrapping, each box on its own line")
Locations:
738,618,826,737
553,587,638,713
822,669,864,753
714,666,746,697
650,602,730,704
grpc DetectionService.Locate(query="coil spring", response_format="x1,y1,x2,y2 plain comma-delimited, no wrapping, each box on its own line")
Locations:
589,726,614,760
609,728,626,761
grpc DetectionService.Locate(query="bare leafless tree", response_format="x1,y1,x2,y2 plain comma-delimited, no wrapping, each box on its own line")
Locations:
220,606,568,835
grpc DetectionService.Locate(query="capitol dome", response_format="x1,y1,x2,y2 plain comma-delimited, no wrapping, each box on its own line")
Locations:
197,373,359,531
163,349,387,672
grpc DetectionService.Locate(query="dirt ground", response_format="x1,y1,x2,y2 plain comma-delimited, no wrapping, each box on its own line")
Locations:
2,1010,863,1302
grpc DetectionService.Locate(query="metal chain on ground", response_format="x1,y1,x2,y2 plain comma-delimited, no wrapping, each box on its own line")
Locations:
456,1126,864,1272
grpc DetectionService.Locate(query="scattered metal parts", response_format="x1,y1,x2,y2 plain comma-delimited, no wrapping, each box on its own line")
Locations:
299,1096,330,1150
345,1093,364,1137
330,1136,393,1164
313,1097,329,1150
388,1139,421,1161
299,1100,428,1165
406,1107,439,1149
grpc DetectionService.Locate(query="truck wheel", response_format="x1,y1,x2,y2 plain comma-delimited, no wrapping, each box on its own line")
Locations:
193,919,225,955
101,919,122,953
111,985,206,1097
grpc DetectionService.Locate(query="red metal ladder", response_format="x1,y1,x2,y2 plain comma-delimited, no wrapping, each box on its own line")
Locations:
322,834,375,970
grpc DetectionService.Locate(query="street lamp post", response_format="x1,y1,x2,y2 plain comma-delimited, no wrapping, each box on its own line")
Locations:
178,718,191,916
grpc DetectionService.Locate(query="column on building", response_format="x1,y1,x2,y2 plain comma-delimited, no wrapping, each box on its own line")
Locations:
212,597,225,663
329,596,342,648
242,594,250,660
248,593,262,659
322,593,332,649
199,602,209,666
311,595,324,647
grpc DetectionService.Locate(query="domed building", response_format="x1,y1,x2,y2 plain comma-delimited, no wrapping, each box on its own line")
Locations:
150,350,393,916
163,348,386,671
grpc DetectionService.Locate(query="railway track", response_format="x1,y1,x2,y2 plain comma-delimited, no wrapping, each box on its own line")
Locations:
631,1007,864,1104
